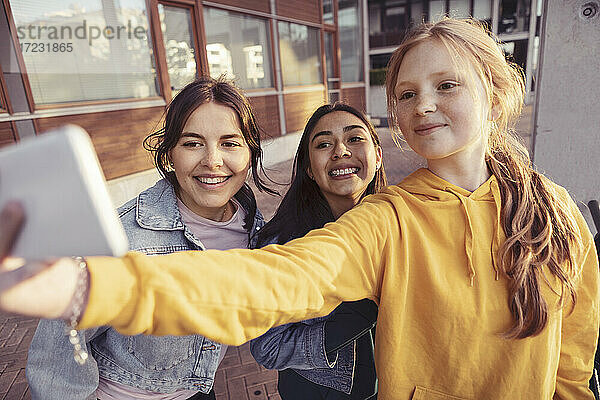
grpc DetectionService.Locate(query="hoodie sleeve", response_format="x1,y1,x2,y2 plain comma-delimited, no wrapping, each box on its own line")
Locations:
554,207,600,399
79,199,392,345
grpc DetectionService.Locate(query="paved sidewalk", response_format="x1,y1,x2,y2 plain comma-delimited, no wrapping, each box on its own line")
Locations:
0,107,532,399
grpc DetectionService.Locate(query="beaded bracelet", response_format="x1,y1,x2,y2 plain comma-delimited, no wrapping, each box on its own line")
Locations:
64,256,89,365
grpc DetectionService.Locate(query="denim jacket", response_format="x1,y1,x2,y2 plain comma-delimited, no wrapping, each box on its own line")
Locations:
26,179,264,400
250,314,357,394
249,237,375,395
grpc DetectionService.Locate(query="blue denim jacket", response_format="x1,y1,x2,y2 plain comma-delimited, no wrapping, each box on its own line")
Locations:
26,179,264,400
249,235,360,395
250,313,357,394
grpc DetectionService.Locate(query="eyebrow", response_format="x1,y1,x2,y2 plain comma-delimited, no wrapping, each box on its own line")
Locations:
395,70,456,88
180,132,244,140
311,125,367,143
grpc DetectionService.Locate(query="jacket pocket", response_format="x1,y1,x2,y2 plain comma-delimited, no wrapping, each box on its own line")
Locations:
127,335,196,370
411,386,470,400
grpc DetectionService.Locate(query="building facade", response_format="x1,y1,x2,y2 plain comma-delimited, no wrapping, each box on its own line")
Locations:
0,0,368,187
367,0,542,117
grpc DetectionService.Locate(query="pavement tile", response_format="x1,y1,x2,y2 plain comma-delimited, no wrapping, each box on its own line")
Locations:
246,383,268,400
213,369,226,395
244,370,278,387
0,325,15,342
239,343,257,365
265,380,278,395
4,330,26,349
3,380,27,400
0,370,17,395
223,362,260,380
226,376,249,400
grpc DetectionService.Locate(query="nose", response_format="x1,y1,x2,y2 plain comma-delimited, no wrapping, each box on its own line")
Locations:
332,142,351,160
415,93,437,116
202,146,223,169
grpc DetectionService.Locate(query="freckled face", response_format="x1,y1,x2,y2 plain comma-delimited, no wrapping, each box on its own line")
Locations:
394,39,492,166
169,102,251,220
307,111,382,213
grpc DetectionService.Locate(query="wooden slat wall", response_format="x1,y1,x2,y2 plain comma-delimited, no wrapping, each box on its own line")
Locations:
35,107,164,180
209,0,270,14
276,0,320,24
248,95,280,138
0,121,16,148
283,89,326,133
341,87,366,113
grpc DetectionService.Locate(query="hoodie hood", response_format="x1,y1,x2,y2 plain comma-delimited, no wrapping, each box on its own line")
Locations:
395,168,505,286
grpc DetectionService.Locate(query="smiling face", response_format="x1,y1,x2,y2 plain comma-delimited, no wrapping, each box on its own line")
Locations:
393,39,492,172
307,111,382,217
169,102,251,221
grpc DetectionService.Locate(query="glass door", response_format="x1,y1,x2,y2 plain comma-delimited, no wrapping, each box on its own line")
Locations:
157,3,198,95
324,31,340,103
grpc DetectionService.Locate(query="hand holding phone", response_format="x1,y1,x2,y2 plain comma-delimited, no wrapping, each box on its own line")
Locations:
0,202,78,318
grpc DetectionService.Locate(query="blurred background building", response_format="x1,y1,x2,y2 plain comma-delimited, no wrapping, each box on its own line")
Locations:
367,0,542,121
0,0,368,201
0,0,543,201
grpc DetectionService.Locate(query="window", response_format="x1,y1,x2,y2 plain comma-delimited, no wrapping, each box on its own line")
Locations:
369,0,422,48
203,8,273,90
158,4,197,93
278,22,322,86
449,0,470,18
429,0,445,21
501,39,529,70
339,0,363,82
473,0,493,27
498,0,531,34
10,0,159,105
324,32,335,80
323,0,334,24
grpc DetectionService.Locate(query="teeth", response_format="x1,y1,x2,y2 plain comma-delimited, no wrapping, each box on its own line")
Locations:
329,168,359,177
196,176,228,184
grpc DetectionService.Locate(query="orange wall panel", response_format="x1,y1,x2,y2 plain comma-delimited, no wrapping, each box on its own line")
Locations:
248,95,280,138
341,86,366,113
276,0,320,24
0,121,16,148
209,0,271,14
35,107,165,180
283,89,326,133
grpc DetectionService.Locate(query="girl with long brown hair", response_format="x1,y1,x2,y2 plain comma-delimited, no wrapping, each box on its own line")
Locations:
1,18,598,399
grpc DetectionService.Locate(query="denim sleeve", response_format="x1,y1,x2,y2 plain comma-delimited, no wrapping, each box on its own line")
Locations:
249,317,336,370
26,319,108,400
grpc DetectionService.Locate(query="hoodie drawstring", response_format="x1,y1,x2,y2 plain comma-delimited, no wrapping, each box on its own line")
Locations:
445,187,476,286
489,180,503,281
444,182,504,285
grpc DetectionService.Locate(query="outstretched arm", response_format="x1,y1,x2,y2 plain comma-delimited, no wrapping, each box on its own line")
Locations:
1,199,393,345
0,202,79,319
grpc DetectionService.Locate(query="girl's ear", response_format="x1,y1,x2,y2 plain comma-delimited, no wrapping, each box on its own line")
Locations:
167,150,174,172
306,167,314,180
490,102,501,121
375,146,383,170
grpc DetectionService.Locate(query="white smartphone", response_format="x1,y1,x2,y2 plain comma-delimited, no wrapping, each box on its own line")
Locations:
0,125,129,259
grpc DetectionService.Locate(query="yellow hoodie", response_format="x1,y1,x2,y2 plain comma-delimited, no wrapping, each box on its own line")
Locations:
81,168,599,399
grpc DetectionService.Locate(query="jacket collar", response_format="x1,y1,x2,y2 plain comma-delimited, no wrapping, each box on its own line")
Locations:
136,179,185,231
135,179,265,240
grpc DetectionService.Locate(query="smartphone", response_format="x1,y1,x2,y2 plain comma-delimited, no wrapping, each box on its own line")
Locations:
0,125,129,259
